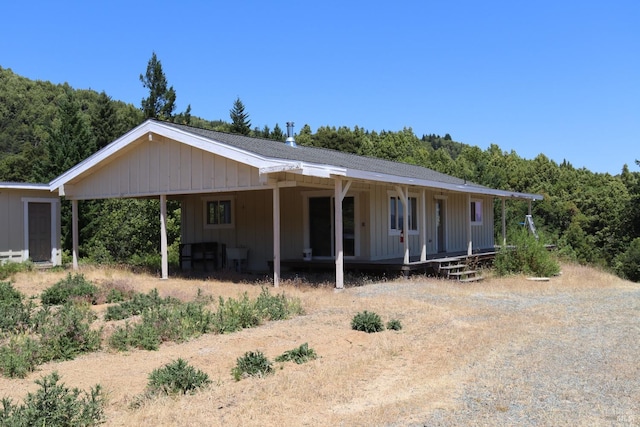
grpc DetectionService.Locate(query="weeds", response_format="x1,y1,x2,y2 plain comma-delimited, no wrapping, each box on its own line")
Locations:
104,288,177,321
41,273,99,306
0,372,104,426
351,310,385,333
275,343,318,364
147,359,211,396
232,351,273,381
0,281,33,333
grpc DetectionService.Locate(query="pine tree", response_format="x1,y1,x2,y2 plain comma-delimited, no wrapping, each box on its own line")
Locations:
92,91,118,150
140,52,176,121
229,97,251,135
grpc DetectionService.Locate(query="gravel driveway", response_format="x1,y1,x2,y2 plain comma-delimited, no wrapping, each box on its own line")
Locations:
348,280,640,426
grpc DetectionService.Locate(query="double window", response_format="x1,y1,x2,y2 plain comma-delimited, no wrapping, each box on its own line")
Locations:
204,197,234,229
389,193,418,234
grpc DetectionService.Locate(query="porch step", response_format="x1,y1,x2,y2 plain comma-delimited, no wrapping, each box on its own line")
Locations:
459,275,485,283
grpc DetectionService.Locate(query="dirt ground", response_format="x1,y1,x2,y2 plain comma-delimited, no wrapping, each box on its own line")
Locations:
1,264,638,426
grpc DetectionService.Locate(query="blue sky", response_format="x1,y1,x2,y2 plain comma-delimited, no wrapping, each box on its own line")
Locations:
2,0,638,174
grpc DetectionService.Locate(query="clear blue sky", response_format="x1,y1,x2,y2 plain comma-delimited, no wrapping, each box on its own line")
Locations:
2,0,638,174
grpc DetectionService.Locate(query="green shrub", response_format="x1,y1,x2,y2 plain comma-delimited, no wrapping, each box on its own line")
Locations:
0,261,32,281
494,229,560,277
34,303,101,361
109,321,161,351
351,310,385,333
147,359,211,396
0,372,104,426
275,343,318,364
0,334,41,378
212,294,259,334
41,273,99,306
614,237,640,282
386,319,403,331
104,289,177,321
0,281,34,332
232,350,273,381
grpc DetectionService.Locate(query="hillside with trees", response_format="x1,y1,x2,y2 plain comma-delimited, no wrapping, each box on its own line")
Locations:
1,59,640,282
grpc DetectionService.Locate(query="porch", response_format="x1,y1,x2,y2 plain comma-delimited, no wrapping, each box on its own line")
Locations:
268,249,497,280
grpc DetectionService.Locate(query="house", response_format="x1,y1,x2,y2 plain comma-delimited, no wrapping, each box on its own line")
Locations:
49,119,542,288
0,182,62,266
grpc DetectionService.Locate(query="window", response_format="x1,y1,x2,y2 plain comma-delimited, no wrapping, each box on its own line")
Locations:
470,199,482,225
203,197,234,229
389,193,418,234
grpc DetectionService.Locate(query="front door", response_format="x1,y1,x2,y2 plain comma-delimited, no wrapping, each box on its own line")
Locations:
28,202,51,262
309,196,355,258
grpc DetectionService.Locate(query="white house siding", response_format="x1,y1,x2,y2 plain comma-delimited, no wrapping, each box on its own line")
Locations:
0,188,61,265
66,135,265,200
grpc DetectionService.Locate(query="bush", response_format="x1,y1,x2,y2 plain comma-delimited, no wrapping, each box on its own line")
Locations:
34,303,101,361
0,334,41,378
275,343,318,364
232,351,273,381
494,229,560,277
212,294,259,334
41,273,99,306
104,289,177,321
0,262,33,281
386,319,403,331
614,237,640,282
0,372,104,426
351,310,385,333
0,281,33,332
147,359,211,396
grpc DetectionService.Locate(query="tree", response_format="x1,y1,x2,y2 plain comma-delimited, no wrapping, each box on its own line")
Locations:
140,52,176,121
229,97,251,135
92,91,118,150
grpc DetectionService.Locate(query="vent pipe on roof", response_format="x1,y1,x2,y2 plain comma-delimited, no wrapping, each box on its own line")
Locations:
285,121,297,147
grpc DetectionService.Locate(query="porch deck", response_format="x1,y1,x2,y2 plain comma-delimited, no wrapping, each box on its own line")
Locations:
270,249,498,277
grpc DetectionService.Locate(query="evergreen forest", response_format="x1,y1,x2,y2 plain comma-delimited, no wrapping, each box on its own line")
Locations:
2,61,640,282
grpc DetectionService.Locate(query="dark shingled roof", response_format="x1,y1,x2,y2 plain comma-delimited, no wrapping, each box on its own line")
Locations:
162,121,488,190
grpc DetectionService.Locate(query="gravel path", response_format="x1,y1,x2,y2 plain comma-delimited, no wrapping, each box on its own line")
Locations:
348,281,640,426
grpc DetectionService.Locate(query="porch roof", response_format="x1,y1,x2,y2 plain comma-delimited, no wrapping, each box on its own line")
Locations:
50,120,542,201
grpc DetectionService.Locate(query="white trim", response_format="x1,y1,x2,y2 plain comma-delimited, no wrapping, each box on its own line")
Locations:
387,190,419,236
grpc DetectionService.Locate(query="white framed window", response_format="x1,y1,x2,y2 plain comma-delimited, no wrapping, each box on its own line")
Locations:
470,199,483,225
389,192,418,235
203,196,235,229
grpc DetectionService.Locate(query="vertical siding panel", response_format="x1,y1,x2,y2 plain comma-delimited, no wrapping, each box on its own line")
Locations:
226,160,238,188
149,140,160,192
130,146,140,194
169,141,181,191
238,164,250,188
214,156,226,189
202,152,214,191
191,148,202,191
180,144,192,190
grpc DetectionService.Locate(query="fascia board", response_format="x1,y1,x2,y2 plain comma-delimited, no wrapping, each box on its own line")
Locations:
347,169,543,201
0,183,51,191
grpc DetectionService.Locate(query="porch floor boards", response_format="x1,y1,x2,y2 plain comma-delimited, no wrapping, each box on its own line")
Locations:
276,249,498,276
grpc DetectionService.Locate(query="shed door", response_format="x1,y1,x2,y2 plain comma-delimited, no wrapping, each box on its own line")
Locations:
28,202,51,262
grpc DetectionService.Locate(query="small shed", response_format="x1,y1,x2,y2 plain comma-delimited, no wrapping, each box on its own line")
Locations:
0,183,62,265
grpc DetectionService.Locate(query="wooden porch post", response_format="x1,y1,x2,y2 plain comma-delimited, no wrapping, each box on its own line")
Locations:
334,179,344,289
273,186,281,288
528,200,532,216
501,198,507,246
467,194,472,256
394,185,410,264
160,194,168,279
72,199,79,270
420,188,427,262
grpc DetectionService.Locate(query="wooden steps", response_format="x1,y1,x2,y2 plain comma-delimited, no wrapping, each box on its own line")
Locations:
430,257,484,283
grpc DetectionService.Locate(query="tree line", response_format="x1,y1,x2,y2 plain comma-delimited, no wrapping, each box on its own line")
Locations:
1,53,639,281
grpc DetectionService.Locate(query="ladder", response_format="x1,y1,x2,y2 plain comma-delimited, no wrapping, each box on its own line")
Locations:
525,215,538,239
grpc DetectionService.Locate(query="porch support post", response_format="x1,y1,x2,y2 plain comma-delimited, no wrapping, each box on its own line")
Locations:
72,199,79,270
420,188,427,262
160,194,168,279
467,194,472,256
273,186,281,288
501,198,507,246
394,185,410,264
528,199,532,216
334,178,351,289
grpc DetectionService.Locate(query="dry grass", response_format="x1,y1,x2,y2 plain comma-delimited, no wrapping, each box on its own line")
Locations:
1,263,638,426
